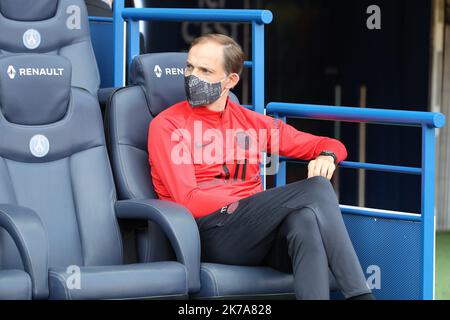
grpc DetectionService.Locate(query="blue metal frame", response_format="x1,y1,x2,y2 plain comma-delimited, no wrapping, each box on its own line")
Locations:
88,16,115,88
88,4,445,300
89,17,113,22
113,0,126,86
267,102,445,299
421,124,437,299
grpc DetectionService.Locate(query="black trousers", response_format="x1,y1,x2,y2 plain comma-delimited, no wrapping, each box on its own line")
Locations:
195,176,372,299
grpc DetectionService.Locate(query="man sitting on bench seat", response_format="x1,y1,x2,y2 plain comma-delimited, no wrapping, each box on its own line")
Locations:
148,33,374,300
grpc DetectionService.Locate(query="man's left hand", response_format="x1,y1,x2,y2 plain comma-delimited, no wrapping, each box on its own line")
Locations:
308,155,336,180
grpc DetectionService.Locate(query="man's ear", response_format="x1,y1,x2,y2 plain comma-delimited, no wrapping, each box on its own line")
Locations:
225,73,240,90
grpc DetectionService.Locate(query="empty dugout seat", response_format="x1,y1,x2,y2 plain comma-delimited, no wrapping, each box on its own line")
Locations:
105,52,341,298
0,0,100,96
0,54,193,300
0,270,31,300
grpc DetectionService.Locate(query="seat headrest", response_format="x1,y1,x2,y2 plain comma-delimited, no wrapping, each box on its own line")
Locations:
130,53,188,117
0,54,71,125
0,0,58,22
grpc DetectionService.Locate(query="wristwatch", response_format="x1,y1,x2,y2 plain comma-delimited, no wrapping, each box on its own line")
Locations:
319,150,337,164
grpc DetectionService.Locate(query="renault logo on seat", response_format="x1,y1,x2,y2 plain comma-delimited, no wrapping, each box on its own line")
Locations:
29,134,50,158
7,65,16,79
154,65,162,78
23,29,41,50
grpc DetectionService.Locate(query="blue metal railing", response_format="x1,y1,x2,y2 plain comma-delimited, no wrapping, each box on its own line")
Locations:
267,102,446,299
88,17,113,23
121,8,272,24
281,157,423,175
268,103,446,127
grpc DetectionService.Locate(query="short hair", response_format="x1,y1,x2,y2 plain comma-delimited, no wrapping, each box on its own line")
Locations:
190,33,244,76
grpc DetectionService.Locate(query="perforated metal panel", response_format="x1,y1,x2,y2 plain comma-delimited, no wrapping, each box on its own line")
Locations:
343,213,423,299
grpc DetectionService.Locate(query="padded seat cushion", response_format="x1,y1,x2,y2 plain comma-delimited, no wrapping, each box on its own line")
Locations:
48,262,188,300
193,263,340,299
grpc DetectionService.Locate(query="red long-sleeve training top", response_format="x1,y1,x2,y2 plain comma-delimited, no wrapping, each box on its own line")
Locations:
148,98,347,218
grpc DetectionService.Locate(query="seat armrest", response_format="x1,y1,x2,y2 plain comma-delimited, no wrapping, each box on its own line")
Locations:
115,199,201,292
0,204,49,299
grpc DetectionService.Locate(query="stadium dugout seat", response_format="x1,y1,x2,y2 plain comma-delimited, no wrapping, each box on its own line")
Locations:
0,0,104,99
0,54,192,300
0,270,31,300
105,52,340,299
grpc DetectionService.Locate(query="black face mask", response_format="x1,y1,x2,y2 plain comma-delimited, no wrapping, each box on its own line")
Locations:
184,74,226,107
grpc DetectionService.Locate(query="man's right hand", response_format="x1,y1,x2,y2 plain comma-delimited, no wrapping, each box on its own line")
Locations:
307,155,336,180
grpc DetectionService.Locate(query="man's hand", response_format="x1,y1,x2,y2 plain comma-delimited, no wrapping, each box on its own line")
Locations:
308,155,336,180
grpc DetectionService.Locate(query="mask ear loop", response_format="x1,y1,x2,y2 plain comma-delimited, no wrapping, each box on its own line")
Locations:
219,75,230,98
